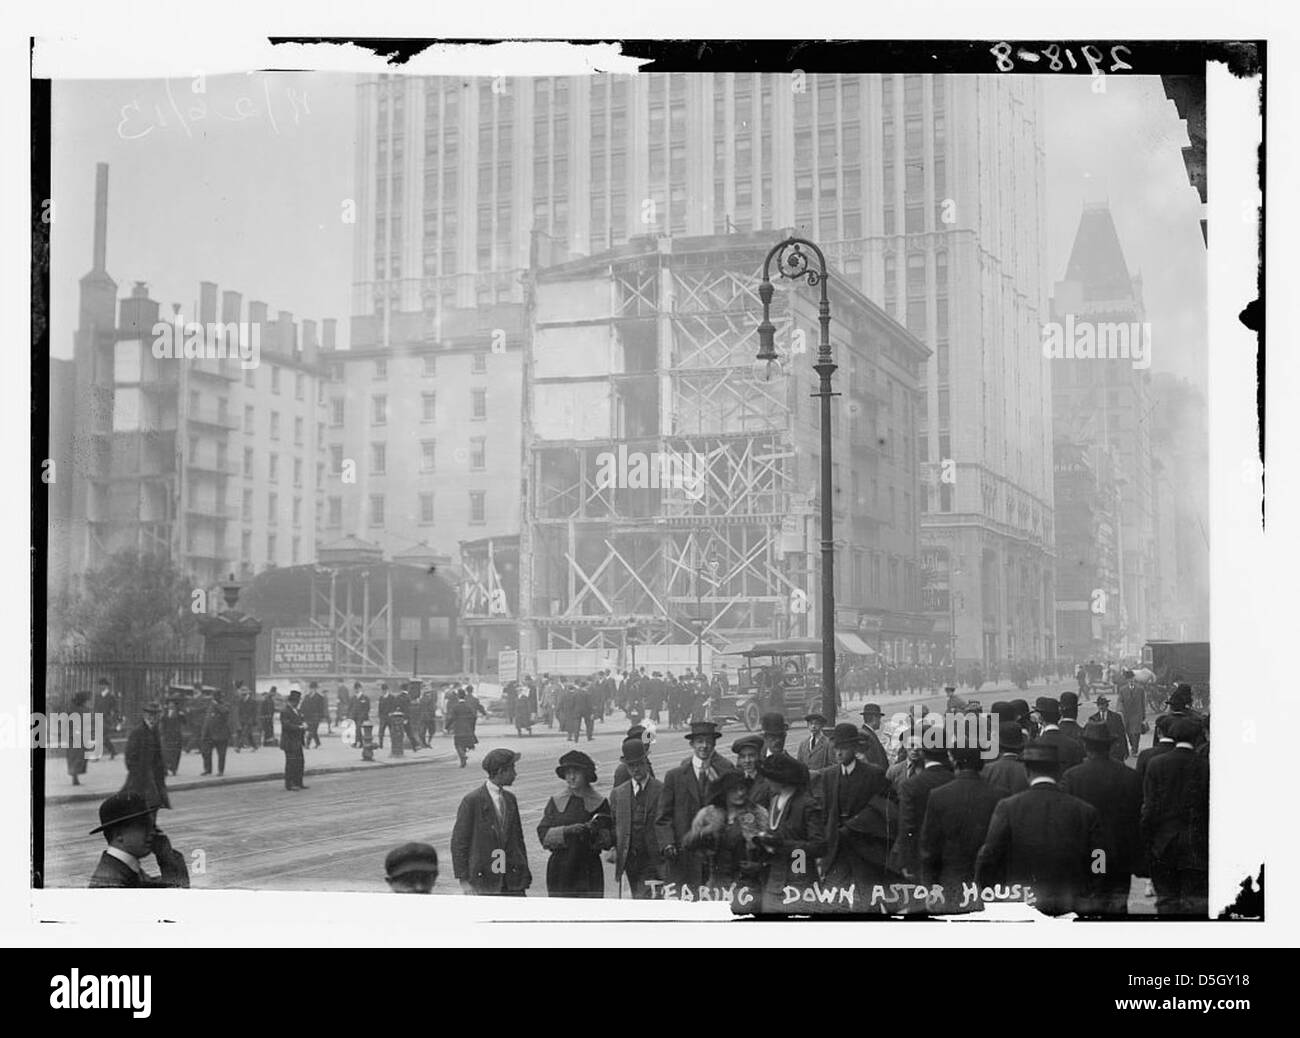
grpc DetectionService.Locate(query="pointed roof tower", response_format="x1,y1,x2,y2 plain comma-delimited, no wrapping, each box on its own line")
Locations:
1063,203,1136,305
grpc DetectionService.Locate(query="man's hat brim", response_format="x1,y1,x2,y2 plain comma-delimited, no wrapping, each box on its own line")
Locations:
89,804,153,835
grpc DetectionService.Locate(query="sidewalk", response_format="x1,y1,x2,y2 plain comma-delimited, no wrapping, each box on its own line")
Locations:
45,725,459,806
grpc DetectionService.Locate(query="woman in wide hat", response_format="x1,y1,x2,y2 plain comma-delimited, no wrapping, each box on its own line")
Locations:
684,769,770,889
537,749,614,897
753,752,826,910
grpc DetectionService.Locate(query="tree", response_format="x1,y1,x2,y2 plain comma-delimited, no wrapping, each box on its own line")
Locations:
50,550,199,657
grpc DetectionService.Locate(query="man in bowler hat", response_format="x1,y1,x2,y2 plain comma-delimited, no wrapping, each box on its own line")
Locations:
759,712,790,759
1086,695,1129,762
123,702,170,817
281,689,308,791
655,721,735,887
975,742,1103,915
921,746,1008,906
1032,696,1085,771
857,703,891,770
817,723,893,896
983,722,1030,796
88,791,189,889
609,738,664,897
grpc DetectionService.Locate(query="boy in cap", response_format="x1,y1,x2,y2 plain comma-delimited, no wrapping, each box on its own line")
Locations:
384,843,439,893
88,791,189,889
795,711,834,770
450,749,531,895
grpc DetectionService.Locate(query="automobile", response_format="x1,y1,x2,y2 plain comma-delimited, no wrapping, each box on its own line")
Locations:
713,637,869,731
1141,641,1210,712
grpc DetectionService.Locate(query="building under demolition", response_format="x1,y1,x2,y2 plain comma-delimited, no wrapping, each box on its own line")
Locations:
514,231,930,670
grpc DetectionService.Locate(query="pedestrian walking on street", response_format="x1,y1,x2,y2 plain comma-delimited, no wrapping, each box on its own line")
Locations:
66,691,91,786
159,696,186,776
538,750,614,898
303,682,324,749
123,702,171,818
349,684,370,747
608,738,665,897
445,689,481,768
260,687,278,747
654,720,735,888
281,689,308,791
200,688,232,776
450,749,531,896
95,677,118,761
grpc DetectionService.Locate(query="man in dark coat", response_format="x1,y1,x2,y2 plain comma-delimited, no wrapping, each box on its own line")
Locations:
816,723,892,898
349,683,370,747
654,721,736,888
375,683,395,748
95,677,119,760
280,689,308,791
1086,696,1130,763
123,702,171,815
572,681,596,742
975,742,1103,915
259,687,278,746
795,712,835,770
1135,715,1177,789
983,722,1030,796
920,747,1008,906
335,679,352,730
235,686,260,751
1118,673,1148,756
1031,696,1084,771
302,682,325,749
1140,718,1209,917
891,732,954,880
445,689,482,767
450,748,531,895
1057,691,1084,743
88,792,189,889
857,704,891,770
200,688,232,776
1062,721,1143,916
609,738,664,897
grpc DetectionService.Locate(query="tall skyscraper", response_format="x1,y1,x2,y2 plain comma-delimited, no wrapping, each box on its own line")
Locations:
352,72,1053,667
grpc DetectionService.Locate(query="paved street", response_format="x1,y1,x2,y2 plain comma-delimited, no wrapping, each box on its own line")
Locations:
42,680,1157,912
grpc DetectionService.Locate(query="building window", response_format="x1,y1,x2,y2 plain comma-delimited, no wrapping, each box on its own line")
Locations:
268,454,279,482
372,395,387,425
469,490,486,524
267,533,277,566
293,458,303,487
295,373,304,400
243,405,254,433
369,494,385,527
241,489,252,522
421,440,437,472
471,387,487,420
292,497,302,527
374,359,388,380
330,398,345,426
422,392,436,422
244,367,255,388
294,417,304,445
371,442,387,474
472,352,487,373
269,412,280,440
470,437,486,470
328,496,342,526
268,491,278,519
423,354,437,377
330,444,344,474
243,446,254,477
419,493,435,524
271,366,281,394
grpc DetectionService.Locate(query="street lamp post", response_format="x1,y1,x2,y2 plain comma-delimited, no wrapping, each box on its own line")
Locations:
754,236,838,723
694,556,719,678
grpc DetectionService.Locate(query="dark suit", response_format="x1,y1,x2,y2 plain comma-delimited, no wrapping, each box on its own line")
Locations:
891,763,954,879
858,727,890,771
975,781,1103,915
200,700,232,775
1085,709,1129,762
612,759,655,787
123,721,169,811
920,771,1007,902
983,754,1030,797
89,844,189,889
451,783,532,894
1062,755,1143,913
280,703,306,789
1141,746,1209,916
1035,726,1085,770
816,760,892,897
654,754,736,887
610,777,665,897
1135,739,1175,790
795,732,835,771
1057,718,1084,742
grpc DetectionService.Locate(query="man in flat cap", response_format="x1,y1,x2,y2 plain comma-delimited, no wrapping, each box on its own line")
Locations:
88,791,189,889
975,741,1103,915
655,720,735,888
1085,695,1129,762
1140,718,1209,916
1031,696,1085,771
857,703,891,770
451,748,531,895
795,711,835,770
731,733,769,805
609,738,664,897
1061,721,1143,916
983,722,1030,796
817,723,892,895
384,843,439,894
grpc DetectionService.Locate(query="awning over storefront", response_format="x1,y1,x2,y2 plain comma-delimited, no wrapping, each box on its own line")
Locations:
835,632,877,656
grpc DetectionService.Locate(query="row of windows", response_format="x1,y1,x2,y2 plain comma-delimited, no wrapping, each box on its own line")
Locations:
326,437,488,475
351,491,486,527
357,388,487,426
239,450,323,486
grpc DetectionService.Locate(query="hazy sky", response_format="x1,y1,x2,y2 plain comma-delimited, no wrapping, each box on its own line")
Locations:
50,72,1205,389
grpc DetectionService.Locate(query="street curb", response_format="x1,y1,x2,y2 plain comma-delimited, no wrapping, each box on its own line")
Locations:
46,749,457,806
